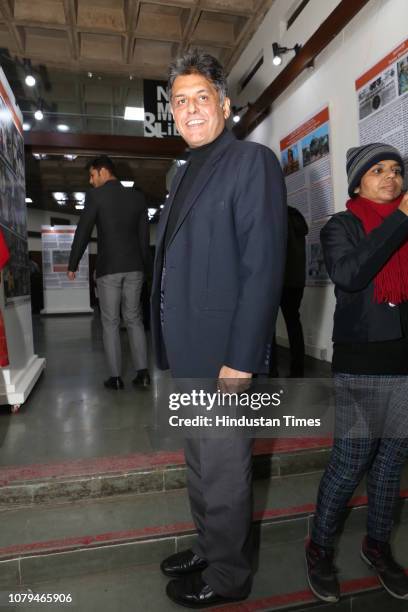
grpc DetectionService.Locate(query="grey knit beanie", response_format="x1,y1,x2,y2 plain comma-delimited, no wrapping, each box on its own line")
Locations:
346,143,404,198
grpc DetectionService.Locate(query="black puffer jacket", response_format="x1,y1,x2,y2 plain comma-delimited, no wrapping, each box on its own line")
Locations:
321,208,408,343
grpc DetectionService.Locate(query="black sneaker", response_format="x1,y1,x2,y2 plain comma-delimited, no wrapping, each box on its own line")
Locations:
361,536,408,600
305,540,340,603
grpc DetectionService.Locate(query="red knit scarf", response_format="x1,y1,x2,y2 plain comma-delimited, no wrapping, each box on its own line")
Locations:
346,194,408,304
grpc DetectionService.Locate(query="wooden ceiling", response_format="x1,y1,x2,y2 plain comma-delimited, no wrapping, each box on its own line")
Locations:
0,0,274,214
0,0,273,78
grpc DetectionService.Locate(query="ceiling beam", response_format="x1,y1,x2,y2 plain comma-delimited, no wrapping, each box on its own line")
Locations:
24,131,187,158
0,0,25,54
233,0,371,139
63,0,80,61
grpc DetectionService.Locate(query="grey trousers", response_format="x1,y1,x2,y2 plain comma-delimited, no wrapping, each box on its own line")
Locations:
184,436,254,598
97,271,147,377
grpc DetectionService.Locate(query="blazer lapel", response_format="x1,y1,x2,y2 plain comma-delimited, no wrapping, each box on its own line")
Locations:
165,130,236,251
156,161,189,250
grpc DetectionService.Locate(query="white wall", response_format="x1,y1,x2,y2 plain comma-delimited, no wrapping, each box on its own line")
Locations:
27,208,98,254
228,0,408,361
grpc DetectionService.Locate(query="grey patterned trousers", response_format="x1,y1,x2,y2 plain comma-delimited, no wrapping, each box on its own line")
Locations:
312,373,408,548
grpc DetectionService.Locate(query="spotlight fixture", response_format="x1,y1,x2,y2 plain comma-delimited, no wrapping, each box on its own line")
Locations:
231,103,251,124
34,108,44,121
52,192,68,206
64,154,78,161
25,74,36,87
57,124,69,132
74,192,85,202
231,104,248,124
23,122,31,131
25,197,33,204
120,181,134,188
75,204,84,210
272,42,301,66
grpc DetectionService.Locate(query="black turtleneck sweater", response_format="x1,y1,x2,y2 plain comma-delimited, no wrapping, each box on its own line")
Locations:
164,128,228,250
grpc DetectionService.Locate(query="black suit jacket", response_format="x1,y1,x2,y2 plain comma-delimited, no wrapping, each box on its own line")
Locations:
68,180,149,278
151,130,287,378
321,208,408,343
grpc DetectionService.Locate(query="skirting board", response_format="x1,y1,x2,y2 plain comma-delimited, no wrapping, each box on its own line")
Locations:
275,335,328,362
41,308,94,314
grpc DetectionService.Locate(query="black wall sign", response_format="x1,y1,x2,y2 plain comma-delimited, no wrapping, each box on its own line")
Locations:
143,79,178,138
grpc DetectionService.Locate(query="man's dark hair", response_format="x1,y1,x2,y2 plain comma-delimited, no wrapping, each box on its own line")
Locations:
167,49,228,104
86,155,117,176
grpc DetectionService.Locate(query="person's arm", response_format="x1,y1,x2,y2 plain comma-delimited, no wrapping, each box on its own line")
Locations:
321,194,408,292
68,191,97,274
221,146,287,375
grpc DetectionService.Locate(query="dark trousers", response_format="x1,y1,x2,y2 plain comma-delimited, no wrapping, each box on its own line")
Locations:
270,286,305,376
184,436,254,598
312,373,408,548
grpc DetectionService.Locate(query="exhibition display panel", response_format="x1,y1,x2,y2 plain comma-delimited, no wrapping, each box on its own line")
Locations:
0,67,45,411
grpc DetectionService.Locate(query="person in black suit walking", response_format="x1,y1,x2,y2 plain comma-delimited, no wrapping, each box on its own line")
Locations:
151,50,287,608
68,156,150,390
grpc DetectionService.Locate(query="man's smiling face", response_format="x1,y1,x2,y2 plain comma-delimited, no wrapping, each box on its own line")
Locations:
170,73,230,148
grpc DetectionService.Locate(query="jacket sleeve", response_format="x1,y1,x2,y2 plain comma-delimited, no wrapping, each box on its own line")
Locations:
224,146,287,372
321,209,408,292
68,191,97,272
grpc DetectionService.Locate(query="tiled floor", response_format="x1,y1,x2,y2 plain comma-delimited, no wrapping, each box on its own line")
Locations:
0,313,331,468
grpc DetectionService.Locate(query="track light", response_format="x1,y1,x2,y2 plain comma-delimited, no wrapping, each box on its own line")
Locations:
25,74,36,87
34,109,43,121
231,104,251,124
272,42,301,66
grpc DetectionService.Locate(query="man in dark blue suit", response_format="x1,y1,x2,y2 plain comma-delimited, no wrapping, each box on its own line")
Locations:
151,50,287,608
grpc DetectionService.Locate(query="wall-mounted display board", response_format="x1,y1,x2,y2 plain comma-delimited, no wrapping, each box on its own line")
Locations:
0,67,45,410
356,38,408,168
279,107,332,286
41,226,92,314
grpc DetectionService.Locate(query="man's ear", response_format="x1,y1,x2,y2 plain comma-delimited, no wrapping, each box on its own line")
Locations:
223,97,231,120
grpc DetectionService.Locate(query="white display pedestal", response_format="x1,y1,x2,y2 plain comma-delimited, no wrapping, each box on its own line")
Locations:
41,288,93,315
0,297,45,408
41,226,93,315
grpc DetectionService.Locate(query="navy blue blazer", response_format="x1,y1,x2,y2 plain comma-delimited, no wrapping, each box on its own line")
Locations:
151,130,287,378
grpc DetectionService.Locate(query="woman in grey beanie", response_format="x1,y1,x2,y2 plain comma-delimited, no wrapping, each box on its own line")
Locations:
305,142,408,604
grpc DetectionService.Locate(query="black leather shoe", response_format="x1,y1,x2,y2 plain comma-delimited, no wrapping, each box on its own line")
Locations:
166,573,248,608
161,549,208,577
132,369,151,388
104,376,124,390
